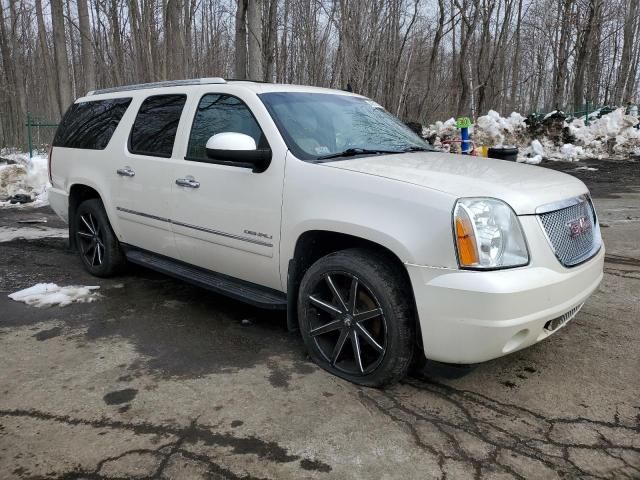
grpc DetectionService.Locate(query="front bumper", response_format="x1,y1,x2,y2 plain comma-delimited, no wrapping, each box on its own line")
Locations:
407,246,604,364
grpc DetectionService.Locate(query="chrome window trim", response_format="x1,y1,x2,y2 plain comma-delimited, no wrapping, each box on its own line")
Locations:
116,207,273,248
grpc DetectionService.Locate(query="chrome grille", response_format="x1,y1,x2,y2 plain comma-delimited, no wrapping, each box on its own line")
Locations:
538,196,600,267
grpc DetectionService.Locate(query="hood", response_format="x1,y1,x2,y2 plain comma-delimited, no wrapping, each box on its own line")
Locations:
324,151,588,215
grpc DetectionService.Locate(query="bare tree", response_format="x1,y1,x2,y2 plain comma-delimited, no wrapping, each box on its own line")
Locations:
1,0,640,147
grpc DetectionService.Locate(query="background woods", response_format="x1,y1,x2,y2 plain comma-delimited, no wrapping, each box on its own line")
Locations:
0,0,639,147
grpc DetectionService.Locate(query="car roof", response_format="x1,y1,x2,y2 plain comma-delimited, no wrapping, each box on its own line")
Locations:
77,78,362,103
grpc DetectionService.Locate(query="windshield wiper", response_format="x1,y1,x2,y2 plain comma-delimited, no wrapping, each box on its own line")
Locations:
401,146,434,152
317,148,402,160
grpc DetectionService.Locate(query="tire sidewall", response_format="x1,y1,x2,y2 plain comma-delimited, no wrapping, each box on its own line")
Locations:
74,199,124,277
298,249,414,387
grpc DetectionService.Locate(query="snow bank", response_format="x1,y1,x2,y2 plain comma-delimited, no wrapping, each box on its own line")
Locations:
0,226,68,242
473,110,526,146
567,108,640,159
424,110,527,152
424,107,640,161
0,150,50,208
9,283,101,308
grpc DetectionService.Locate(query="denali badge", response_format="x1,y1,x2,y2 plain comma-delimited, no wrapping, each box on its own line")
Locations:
243,229,273,240
566,216,591,238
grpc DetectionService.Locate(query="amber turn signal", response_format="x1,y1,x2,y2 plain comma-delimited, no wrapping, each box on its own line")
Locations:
455,213,479,266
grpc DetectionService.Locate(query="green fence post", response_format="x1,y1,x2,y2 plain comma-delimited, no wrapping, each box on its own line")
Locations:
585,101,590,126
26,112,34,159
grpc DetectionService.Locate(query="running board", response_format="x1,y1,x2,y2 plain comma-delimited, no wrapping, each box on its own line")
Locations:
124,247,287,310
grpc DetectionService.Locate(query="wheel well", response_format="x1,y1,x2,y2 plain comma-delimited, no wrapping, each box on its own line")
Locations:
68,184,101,250
286,230,416,332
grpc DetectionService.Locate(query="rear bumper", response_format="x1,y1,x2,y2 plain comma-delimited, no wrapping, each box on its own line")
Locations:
48,187,69,223
407,247,604,364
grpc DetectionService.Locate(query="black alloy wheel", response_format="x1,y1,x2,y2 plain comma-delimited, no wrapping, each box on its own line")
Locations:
74,198,126,277
305,272,387,376
76,211,106,268
298,248,414,387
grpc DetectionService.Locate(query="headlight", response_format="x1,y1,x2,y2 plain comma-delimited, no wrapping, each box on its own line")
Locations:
453,198,528,269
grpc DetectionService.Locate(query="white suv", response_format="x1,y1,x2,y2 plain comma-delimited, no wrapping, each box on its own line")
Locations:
48,78,604,386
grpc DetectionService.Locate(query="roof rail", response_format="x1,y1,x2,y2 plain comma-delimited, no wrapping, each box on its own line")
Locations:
87,77,227,96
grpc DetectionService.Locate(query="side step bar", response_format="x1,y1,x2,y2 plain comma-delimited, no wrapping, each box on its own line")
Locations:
124,247,287,310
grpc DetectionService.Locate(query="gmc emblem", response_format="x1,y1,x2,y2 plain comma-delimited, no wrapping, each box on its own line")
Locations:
566,216,591,238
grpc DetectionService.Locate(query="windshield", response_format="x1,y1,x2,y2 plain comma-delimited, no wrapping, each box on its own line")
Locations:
259,92,433,161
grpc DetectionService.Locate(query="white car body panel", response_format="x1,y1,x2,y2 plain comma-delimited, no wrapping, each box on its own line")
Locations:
327,152,588,215
167,86,287,290
48,80,604,365
109,94,181,260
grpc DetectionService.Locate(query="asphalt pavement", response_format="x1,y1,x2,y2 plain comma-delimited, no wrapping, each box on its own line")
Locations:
1,158,639,479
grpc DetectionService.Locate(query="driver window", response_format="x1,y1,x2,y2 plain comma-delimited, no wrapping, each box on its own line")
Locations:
186,94,267,161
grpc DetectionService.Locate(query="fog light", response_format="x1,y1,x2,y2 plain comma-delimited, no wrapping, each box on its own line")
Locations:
502,329,529,353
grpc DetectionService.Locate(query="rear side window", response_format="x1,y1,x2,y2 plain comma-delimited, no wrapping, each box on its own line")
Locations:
53,98,132,149
129,94,187,158
186,94,266,161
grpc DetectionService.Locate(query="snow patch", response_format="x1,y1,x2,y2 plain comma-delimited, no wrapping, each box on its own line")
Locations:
9,283,101,308
474,110,526,146
559,143,585,161
0,226,68,242
0,150,50,208
518,140,545,164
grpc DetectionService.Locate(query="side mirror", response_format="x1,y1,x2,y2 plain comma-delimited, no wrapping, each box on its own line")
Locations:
205,133,271,173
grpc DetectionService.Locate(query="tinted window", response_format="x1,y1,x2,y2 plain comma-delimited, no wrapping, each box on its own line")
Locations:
129,95,186,157
53,98,132,149
186,94,266,161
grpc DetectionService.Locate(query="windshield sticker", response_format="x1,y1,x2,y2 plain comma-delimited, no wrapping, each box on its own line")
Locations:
315,146,331,155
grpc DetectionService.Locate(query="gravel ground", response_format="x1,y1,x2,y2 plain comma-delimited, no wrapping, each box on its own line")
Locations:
0,158,639,479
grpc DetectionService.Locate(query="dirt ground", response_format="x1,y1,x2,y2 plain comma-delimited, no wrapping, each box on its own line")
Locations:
0,158,639,479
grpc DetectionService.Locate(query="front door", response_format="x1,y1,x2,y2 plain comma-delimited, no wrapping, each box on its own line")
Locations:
169,92,286,291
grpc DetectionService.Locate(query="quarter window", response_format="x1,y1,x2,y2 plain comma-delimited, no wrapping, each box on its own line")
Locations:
186,94,266,161
129,94,187,158
53,98,132,150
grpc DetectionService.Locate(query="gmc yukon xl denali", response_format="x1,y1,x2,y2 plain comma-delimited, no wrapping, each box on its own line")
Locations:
48,78,604,386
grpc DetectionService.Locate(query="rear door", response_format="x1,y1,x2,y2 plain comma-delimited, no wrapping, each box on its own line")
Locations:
169,91,286,290
112,94,187,258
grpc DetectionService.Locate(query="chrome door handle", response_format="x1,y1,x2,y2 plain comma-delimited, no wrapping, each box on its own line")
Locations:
175,177,200,188
116,167,135,177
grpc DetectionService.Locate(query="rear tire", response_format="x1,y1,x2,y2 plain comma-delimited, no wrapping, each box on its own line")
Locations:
298,248,415,387
74,198,126,277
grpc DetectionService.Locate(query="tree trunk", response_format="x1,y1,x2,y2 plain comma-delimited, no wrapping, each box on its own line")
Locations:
509,0,523,111
572,0,600,110
247,0,263,80
614,0,638,103
35,0,60,119
78,0,96,92
235,0,247,78
552,0,573,110
263,0,277,81
51,0,73,113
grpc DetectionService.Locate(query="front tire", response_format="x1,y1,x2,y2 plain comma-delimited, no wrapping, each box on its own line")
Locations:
298,248,415,387
74,198,126,277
